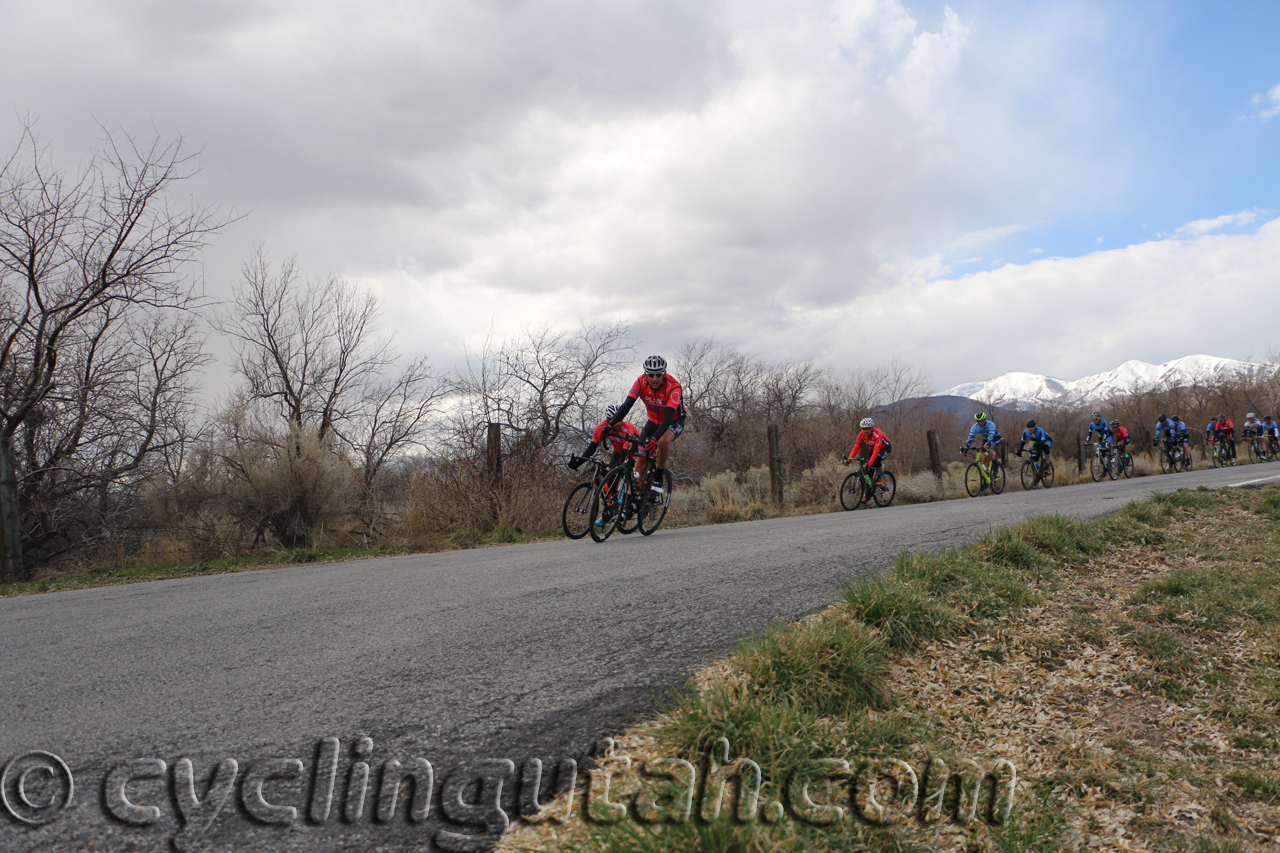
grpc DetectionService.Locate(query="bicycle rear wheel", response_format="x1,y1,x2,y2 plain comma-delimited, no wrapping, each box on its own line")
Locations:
588,469,628,542
839,472,862,510
872,471,896,507
639,469,673,535
562,482,594,539
1020,460,1037,490
1041,459,1055,488
964,462,983,497
990,461,1006,494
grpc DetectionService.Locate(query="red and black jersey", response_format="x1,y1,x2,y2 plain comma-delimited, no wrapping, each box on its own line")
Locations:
591,419,642,455
627,374,686,423
849,428,891,465
1112,425,1130,441
1214,418,1235,441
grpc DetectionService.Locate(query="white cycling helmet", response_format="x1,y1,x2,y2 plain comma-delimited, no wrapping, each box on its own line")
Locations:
1248,412,1257,419
643,355,666,374
859,417,875,429
605,404,620,420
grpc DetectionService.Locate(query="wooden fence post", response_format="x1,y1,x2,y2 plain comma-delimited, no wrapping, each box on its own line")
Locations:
926,429,943,483
1076,432,1085,474
767,424,784,505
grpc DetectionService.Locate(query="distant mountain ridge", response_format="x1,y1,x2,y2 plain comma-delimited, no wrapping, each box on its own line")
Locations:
940,355,1271,409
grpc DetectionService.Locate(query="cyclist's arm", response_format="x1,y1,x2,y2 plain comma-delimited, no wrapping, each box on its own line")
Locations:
848,435,865,461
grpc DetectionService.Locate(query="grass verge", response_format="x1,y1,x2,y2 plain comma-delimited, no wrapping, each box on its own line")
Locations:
495,485,1280,853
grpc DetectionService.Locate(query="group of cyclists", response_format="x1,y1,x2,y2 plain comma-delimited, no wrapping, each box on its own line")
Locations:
565,356,1280,534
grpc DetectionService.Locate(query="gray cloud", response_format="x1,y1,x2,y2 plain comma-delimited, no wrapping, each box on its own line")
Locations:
2,0,1261,393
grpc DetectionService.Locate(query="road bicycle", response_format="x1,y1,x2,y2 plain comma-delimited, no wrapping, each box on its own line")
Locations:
1117,445,1135,479
587,437,672,542
1246,434,1271,464
1157,440,1192,474
1210,440,1236,468
839,459,896,510
1087,440,1119,482
962,443,1005,497
1018,447,1054,490
562,456,610,539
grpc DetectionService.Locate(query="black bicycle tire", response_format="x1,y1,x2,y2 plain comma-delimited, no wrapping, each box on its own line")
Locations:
588,469,626,542
964,461,983,497
872,471,896,507
990,461,1006,495
615,468,641,535
839,472,862,511
1121,453,1133,479
562,482,594,539
1090,450,1104,482
1041,459,1055,488
1020,460,1037,490
639,469,673,535
1159,450,1174,474
1107,451,1119,481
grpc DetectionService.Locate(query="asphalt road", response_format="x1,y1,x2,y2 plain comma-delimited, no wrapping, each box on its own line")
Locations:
1,464,1276,852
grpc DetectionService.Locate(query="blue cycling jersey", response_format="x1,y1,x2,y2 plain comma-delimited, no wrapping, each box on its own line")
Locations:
1087,420,1112,441
1264,419,1280,437
1021,427,1052,446
966,421,1001,446
1154,419,1174,439
1171,422,1189,439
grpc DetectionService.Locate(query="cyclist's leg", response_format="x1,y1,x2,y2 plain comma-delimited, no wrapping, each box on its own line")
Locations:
872,445,891,480
654,418,683,470
636,420,659,479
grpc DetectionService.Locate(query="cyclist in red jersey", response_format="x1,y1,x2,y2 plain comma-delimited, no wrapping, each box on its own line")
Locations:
844,417,891,501
1213,413,1237,465
606,355,685,496
1109,420,1131,465
568,404,643,472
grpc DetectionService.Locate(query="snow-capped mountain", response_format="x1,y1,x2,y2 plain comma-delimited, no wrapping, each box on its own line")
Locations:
940,355,1272,409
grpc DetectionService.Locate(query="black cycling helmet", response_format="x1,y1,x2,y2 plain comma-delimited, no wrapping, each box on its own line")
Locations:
1217,412,1226,421
1109,420,1119,428
1025,419,1036,428
1158,413,1167,421
1092,411,1102,420
1171,415,1181,421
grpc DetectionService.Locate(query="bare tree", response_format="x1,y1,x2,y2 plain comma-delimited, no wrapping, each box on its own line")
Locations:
0,125,220,581
213,251,448,541
451,321,634,450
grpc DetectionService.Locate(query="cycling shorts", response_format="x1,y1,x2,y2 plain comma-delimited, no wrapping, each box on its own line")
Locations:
642,417,685,442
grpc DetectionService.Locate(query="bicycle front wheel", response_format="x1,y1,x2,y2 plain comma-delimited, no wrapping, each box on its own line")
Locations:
1249,442,1259,465
1121,454,1133,479
1107,453,1119,481
639,469,673,535
1211,447,1222,468
990,461,1006,494
872,471,896,507
1089,451,1104,482
1181,451,1193,472
964,462,983,497
1159,450,1174,474
1020,460,1037,490
1041,459,1055,488
589,469,627,542
839,472,862,510
562,482,594,539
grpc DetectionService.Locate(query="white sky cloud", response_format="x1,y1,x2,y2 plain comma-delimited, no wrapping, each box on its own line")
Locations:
952,223,1033,247
1174,209,1260,237
1250,82,1280,119
1,1,1275,395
